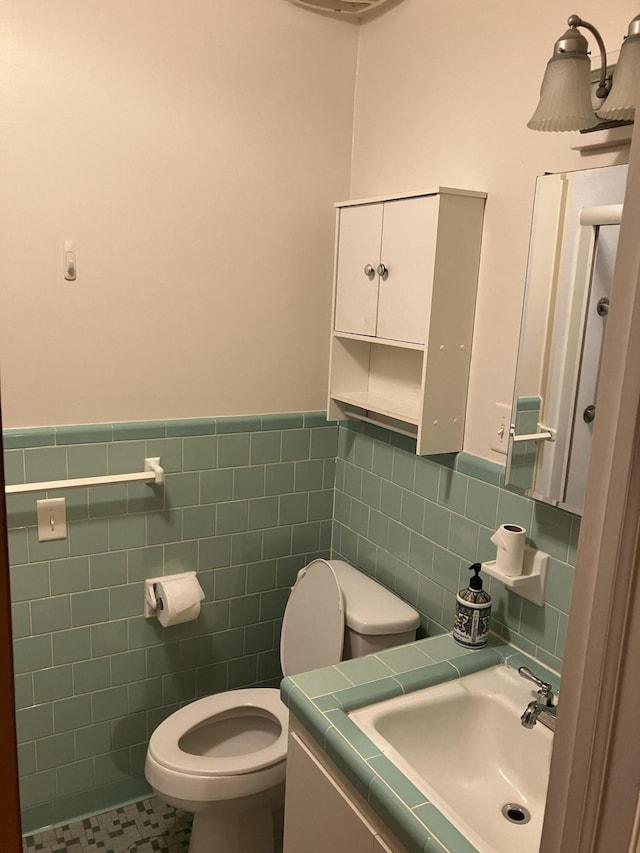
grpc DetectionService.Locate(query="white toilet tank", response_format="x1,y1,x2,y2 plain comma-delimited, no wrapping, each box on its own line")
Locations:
330,560,420,658
280,559,420,677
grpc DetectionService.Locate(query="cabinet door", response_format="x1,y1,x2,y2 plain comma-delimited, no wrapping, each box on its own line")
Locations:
334,203,383,337
284,732,377,853
376,195,439,345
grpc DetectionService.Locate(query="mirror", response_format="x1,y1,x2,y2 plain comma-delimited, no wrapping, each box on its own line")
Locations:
506,164,628,515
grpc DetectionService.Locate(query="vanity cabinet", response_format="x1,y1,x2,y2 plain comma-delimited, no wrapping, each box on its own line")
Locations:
328,188,486,456
283,719,407,853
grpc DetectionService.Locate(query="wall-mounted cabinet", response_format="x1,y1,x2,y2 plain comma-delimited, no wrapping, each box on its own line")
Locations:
327,188,486,455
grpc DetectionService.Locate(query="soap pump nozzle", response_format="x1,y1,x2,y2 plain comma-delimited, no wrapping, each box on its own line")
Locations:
468,562,484,590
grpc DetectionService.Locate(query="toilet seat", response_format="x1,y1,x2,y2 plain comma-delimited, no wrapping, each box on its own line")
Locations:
147,688,288,777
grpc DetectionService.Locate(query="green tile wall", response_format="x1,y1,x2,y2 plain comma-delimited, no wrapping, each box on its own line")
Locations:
7,412,579,836
5,414,336,834
333,422,578,674
508,396,542,491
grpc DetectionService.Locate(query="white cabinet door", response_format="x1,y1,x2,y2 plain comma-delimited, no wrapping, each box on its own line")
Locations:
284,732,378,853
334,202,383,337
334,196,439,345
376,195,439,345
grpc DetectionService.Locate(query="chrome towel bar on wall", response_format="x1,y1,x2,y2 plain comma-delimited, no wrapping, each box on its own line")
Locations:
5,457,164,495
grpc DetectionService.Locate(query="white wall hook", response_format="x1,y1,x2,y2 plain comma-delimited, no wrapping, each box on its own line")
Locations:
64,240,77,281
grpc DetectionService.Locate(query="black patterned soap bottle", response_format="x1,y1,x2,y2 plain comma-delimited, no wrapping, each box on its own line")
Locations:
453,563,491,648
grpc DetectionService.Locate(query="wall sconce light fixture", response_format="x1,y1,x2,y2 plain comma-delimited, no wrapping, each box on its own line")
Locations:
528,13,640,131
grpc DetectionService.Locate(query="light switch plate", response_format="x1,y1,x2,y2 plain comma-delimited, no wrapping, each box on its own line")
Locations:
37,497,67,541
490,402,512,455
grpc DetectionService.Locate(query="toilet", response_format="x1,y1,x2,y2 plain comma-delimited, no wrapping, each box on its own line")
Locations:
145,559,420,853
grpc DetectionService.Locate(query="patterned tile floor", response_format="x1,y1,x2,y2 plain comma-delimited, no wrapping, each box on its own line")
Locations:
22,797,192,853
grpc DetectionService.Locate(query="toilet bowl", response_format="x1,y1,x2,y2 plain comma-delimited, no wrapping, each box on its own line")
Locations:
146,688,287,853
145,559,420,853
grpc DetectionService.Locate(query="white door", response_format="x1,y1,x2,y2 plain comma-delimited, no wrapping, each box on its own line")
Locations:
376,195,439,345
334,202,383,337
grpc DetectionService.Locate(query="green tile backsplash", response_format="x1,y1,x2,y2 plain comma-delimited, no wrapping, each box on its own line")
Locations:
333,421,578,672
6,412,578,836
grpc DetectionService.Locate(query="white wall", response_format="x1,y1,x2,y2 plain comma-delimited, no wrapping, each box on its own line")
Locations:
351,0,635,461
0,0,358,427
1,0,635,462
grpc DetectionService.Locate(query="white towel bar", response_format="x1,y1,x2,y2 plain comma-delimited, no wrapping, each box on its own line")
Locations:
5,457,164,495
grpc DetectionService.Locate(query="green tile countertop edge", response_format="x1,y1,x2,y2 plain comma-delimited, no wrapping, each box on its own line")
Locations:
3,413,338,448
281,634,560,853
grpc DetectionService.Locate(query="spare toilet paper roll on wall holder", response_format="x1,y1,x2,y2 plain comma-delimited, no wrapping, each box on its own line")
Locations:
482,526,550,607
490,523,527,577
144,572,203,620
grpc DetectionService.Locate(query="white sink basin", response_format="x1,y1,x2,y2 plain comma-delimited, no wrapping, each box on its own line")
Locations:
349,664,553,853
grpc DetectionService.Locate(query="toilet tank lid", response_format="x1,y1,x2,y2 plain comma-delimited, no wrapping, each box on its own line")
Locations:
327,560,420,635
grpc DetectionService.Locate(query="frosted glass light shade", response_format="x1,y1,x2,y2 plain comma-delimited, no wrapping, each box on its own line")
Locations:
528,54,597,131
598,37,640,121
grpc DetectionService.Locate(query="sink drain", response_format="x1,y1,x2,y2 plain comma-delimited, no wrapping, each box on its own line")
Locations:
502,803,531,825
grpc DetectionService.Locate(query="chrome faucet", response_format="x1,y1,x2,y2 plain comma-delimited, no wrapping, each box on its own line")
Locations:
518,666,557,732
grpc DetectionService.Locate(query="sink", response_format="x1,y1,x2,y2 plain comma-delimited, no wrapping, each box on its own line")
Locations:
349,664,553,853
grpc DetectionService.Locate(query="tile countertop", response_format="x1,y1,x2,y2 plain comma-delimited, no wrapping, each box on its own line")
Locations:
280,634,561,853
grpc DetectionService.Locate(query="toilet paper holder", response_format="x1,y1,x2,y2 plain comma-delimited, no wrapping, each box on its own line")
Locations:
482,546,549,606
144,572,197,618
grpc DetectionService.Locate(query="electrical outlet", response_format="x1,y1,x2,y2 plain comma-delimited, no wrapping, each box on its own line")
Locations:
491,402,512,455
37,497,67,542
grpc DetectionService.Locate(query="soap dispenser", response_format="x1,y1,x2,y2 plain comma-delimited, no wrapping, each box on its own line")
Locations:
453,563,491,648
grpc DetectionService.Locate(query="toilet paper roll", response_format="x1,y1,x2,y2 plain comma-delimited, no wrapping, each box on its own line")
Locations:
154,572,205,627
490,524,526,577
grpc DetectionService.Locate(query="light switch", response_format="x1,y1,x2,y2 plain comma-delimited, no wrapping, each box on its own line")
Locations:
490,402,512,455
37,497,67,541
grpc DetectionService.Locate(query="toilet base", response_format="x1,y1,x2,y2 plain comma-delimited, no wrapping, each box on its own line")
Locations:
186,785,284,853
189,803,272,853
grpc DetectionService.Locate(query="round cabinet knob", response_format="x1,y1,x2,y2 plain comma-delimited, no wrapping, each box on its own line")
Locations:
583,404,596,424
363,264,375,278
377,263,388,277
